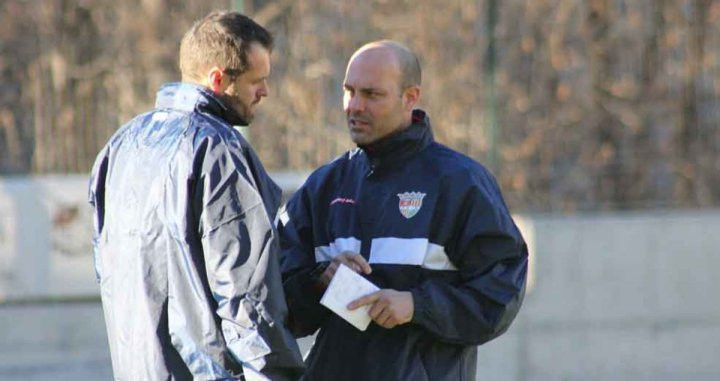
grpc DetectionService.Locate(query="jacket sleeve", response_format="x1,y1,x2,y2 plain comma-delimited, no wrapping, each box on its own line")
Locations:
277,184,331,337
193,136,304,380
409,170,528,346
88,144,109,283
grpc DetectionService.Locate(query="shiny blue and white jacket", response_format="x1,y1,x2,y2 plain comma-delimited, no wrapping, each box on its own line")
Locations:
279,110,528,381
89,83,303,381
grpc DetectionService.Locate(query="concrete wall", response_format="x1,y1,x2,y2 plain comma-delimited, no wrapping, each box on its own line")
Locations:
0,176,96,300
1,176,718,380
0,173,308,300
478,211,720,381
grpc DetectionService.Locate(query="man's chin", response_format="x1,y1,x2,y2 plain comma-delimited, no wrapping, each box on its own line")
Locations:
350,132,372,146
235,108,255,124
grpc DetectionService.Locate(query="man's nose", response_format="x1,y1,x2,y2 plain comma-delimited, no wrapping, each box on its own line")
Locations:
258,81,269,98
345,94,364,113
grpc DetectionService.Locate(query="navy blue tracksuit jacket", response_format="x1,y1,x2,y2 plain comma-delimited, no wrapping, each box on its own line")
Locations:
279,110,528,380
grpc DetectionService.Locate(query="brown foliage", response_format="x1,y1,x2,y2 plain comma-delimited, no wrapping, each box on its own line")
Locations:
1,0,719,212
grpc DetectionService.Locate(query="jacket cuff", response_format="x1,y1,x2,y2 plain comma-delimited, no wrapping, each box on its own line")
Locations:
410,288,430,325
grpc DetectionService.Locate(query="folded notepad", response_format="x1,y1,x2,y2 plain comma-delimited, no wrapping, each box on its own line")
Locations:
320,263,379,331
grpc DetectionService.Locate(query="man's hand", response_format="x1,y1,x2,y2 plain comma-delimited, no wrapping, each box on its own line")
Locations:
347,289,414,329
318,251,371,287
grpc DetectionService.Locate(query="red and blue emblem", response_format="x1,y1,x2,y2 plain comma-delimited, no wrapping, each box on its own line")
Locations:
397,191,426,219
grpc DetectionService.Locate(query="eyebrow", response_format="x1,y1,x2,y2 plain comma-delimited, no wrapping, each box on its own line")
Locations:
344,84,386,94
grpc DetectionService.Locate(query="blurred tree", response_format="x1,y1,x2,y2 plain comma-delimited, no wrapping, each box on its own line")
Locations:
1,0,718,212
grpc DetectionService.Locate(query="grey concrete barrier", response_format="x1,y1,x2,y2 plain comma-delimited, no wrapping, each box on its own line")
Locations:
1,175,719,380
0,173,309,302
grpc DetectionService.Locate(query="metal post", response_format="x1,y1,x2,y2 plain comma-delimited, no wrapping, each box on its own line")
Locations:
231,0,244,13
484,0,499,174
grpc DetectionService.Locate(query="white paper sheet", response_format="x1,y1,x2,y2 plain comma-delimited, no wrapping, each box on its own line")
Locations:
320,263,379,331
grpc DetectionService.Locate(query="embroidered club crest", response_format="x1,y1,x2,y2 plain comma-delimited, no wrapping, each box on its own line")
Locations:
397,192,426,219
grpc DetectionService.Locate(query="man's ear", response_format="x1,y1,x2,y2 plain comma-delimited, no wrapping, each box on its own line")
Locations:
205,67,227,94
402,86,421,111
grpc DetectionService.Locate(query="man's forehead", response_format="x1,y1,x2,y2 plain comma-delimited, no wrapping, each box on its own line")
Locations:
350,46,398,67
345,49,400,85
244,43,271,76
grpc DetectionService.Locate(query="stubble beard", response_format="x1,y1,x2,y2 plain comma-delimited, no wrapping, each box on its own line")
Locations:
220,93,254,126
347,113,374,145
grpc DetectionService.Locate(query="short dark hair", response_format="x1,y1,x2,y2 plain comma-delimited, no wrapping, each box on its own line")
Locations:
179,10,273,81
389,41,422,89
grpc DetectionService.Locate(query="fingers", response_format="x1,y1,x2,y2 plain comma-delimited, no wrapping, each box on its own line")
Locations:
349,255,372,274
327,261,339,275
365,293,396,329
333,252,372,274
371,303,391,323
345,260,363,273
375,309,395,329
340,251,372,274
351,290,414,329
347,291,380,310
319,252,371,287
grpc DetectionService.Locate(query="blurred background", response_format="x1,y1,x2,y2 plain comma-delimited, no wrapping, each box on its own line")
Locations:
0,0,718,379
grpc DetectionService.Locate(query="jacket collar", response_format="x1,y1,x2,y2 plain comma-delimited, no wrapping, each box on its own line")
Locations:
359,109,434,170
155,82,249,126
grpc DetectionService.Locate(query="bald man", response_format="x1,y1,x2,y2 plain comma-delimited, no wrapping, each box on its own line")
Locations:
278,41,528,380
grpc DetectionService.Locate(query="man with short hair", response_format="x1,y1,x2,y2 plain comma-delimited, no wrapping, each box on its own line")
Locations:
279,40,528,380
89,11,303,380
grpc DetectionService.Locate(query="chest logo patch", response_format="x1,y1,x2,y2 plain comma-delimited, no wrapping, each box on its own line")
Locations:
397,192,426,219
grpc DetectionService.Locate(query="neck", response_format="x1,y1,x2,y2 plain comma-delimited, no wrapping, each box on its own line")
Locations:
358,110,432,169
